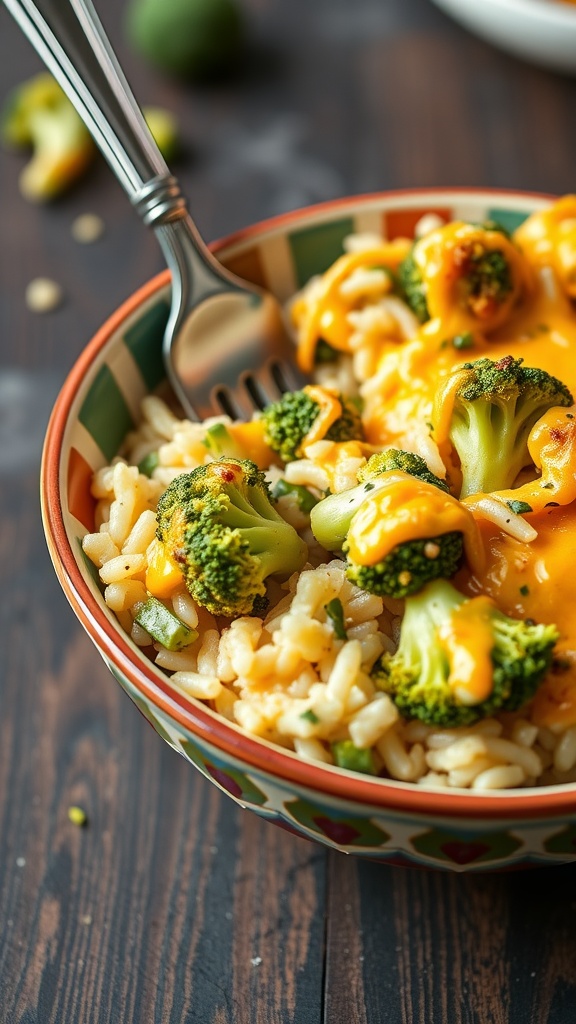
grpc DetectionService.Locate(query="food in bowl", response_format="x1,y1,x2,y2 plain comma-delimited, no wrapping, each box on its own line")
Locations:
80,195,576,792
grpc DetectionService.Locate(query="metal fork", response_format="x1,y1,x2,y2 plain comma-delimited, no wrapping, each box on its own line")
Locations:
3,0,308,421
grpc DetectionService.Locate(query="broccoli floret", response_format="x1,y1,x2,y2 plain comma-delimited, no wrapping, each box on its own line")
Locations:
156,459,308,617
345,531,464,600
261,387,364,463
399,222,515,324
446,355,573,497
399,244,430,323
1,73,95,201
358,449,449,492
310,454,465,598
372,580,558,727
310,449,449,552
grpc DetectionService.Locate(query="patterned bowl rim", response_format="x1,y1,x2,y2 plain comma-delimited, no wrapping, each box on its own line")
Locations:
41,185,576,821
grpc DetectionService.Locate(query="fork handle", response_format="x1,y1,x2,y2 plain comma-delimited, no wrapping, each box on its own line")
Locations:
2,0,228,254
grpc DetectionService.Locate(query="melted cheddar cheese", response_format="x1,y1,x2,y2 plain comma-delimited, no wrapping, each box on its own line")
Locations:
438,597,496,705
346,474,484,572
294,239,411,372
297,198,576,726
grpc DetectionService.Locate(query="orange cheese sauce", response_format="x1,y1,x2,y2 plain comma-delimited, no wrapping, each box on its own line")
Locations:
301,199,576,725
294,239,411,372
346,474,484,572
438,597,496,704
459,503,576,639
300,385,343,445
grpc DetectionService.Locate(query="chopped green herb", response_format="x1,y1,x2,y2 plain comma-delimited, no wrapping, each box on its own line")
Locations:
315,338,339,364
134,597,198,651
331,740,377,775
567,413,574,420
425,421,434,433
203,422,244,460
452,331,474,350
519,584,530,597
300,709,320,725
137,451,159,477
507,500,533,515
324,598,348,639
273,478,319,513
542,482,554,489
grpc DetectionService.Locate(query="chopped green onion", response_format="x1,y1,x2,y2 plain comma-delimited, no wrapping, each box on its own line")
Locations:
314,338,339,364
331,740,376,775
273,478,319,513
300,709,320,724
507,500,533,515
203,423,243,460
134,597,198,651
324,598,348,640
137,451,159,477
452,331,474,350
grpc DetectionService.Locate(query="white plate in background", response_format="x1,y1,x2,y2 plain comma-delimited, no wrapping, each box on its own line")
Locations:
431,0,576,75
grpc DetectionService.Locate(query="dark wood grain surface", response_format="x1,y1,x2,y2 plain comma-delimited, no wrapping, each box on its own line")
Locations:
2,1,576,1021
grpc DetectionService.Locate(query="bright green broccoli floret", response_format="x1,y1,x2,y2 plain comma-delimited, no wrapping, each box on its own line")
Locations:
261,388,364,463
310,448,450,551
156,459,308,617
372,580,558,727
344,531,463,600
447,355,573,498
358,449,449,492
310,450,463,598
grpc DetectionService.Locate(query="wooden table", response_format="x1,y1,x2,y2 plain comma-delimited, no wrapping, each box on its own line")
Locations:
2,1,576,1020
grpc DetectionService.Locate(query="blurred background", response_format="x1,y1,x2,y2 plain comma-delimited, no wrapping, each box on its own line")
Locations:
2,1,576,1021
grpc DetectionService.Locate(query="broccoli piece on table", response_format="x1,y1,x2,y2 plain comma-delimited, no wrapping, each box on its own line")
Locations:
1,73,95,201
445,355,573,498
261,387,364,463
310,452,465,598
372,580,558,727
156,458,308,617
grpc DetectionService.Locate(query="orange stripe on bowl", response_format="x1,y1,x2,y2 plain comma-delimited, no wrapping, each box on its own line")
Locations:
67,446,96,532
385,207,452,239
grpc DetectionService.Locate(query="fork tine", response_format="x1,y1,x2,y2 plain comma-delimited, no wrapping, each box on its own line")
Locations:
210,358,309,419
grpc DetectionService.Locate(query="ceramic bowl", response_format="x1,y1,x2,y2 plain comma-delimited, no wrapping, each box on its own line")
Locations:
41,187,576,872
431,0,576,75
